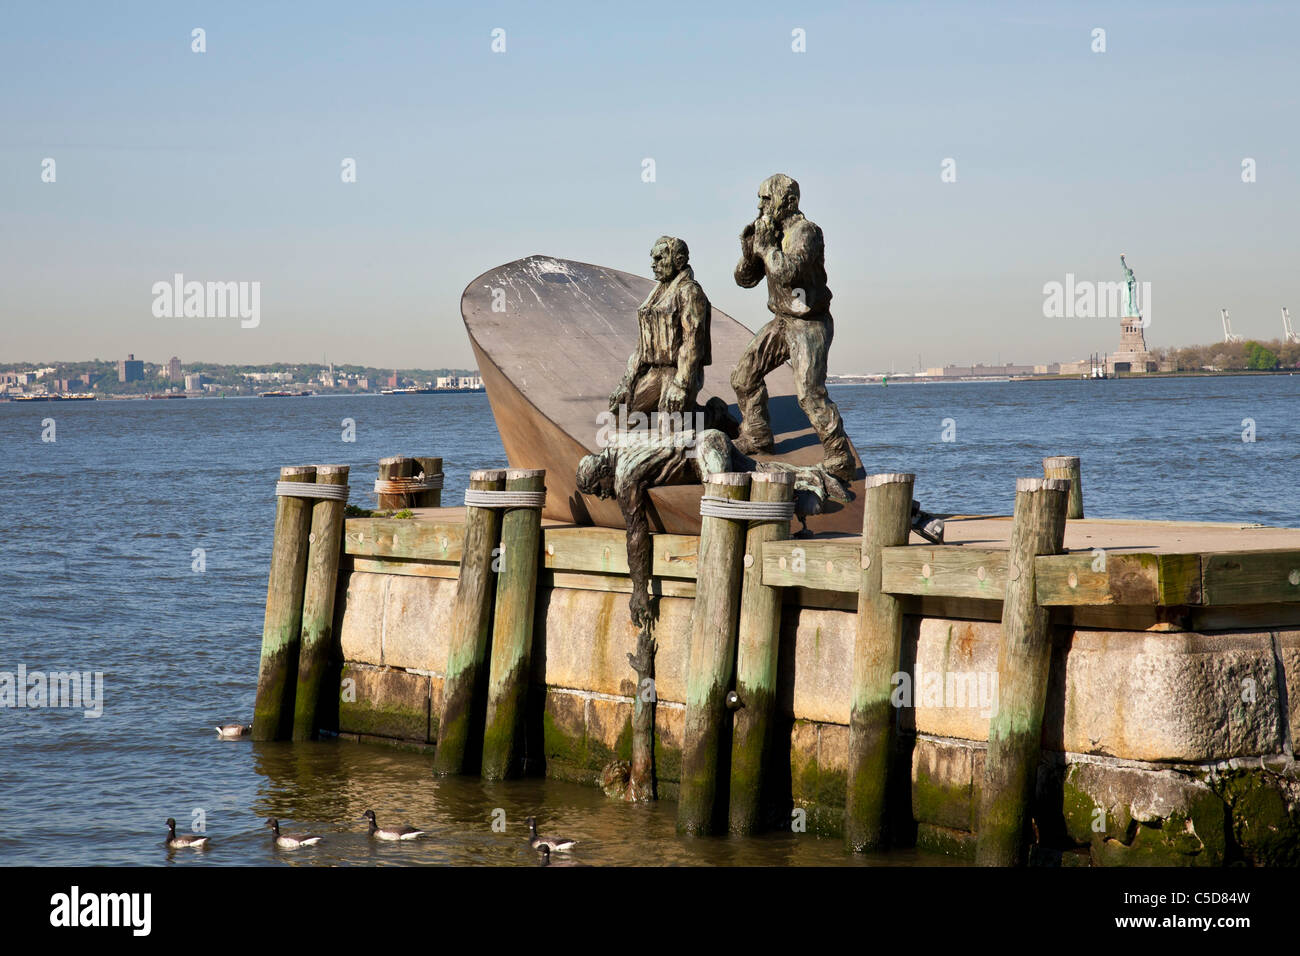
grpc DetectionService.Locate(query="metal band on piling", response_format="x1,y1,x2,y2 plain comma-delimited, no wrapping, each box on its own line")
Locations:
373,473,444,496
275,481,350,501
463,489,547,509
698,495,796,522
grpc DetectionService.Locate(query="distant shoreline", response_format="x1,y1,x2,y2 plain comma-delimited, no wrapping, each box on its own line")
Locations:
828,369,1298,385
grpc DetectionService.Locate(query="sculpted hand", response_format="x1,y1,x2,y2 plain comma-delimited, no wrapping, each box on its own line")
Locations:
740,221,756,257
609,381,630,413
661,378,688,413
630,587,651,629
753,216,778,251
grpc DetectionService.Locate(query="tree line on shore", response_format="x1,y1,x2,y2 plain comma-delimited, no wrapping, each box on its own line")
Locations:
1152,337,1298,371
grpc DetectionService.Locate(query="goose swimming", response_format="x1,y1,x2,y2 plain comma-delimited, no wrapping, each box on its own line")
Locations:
362,809,425,841
165,818,210,850
215,723,252,739
265,817,322,849
526,816,576,852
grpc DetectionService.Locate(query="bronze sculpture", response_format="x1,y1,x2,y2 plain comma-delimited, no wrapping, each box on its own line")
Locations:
610,236,711,416
731,174,853,482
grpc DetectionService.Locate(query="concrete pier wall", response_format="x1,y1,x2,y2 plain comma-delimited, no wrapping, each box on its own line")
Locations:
326,569,1300,865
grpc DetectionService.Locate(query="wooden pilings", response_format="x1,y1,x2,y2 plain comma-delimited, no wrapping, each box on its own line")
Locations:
976,477,1070,866
1043,456,1083,519
728,472,794,834
376,456,413,510
433,468,506,776
844,472,916,851
252,465,316,741
414,456,443,508
292,464,349,742
678,472,751,835
481,469,546,780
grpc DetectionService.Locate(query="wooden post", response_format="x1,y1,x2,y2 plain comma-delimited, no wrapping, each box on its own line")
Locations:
252,465,316,741
481,469,545,780
376,455,413,510
976,477,1069,866
1043,456,1083,519
292,464,349,742
844,472,915,851
728,471,794,834
678,472,750,835
414,456,443,508
433,468,506,775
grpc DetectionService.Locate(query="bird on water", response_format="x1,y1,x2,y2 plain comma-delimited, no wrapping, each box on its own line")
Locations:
527,816,576,852
165,818,210,850
265,818,322,849
214,723,251,739
362,809,425,841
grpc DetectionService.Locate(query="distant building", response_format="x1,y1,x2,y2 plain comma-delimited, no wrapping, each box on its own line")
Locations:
118,354,144,382
185,373,205,391
925,363,1037,379
387,372,399,388
356,377,369,390
167,356,183,382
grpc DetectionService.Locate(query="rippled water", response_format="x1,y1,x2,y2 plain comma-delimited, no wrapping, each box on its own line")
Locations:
0,377,1295,866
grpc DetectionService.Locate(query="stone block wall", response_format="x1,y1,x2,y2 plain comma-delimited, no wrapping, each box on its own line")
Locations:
324,569,1300,864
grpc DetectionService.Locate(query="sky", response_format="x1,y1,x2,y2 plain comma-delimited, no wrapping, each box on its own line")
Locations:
3,1,1299,374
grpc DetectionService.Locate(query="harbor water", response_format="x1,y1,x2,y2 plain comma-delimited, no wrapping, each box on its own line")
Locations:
1,375,1296,866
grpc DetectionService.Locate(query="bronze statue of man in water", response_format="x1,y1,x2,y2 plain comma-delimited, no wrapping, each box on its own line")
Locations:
731,173,853,482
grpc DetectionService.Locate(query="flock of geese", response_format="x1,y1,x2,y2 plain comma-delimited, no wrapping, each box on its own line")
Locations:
169,723,581,863
166,812,577,862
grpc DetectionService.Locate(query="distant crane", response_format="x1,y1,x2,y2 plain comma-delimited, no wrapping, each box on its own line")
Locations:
1221,308,1242,344
1284,307,1298,344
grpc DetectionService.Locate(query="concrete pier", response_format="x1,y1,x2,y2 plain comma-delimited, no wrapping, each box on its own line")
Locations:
319,507,1300,865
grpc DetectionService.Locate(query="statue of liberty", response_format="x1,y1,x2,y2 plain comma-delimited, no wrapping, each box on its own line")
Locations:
1120,253,1140,317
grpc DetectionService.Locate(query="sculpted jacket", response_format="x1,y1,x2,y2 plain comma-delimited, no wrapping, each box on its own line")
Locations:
735,215,833,319
628,265,712,389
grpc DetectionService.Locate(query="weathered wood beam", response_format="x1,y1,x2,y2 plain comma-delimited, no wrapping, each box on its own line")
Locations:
542,525,699,579
1202,550,1300,606
344,519,464,562
761,539,859,591
882,545,1008,601
1034,552,1201,606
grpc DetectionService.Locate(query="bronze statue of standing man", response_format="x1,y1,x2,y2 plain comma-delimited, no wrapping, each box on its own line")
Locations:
731,174,853,482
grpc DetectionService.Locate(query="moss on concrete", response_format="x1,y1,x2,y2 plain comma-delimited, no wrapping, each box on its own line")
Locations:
1212,769,1300,866
916,822,976,859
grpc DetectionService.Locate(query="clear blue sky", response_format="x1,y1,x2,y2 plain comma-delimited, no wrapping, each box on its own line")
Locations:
3,1,1298,373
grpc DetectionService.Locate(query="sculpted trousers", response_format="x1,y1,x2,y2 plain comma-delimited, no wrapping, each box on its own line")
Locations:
729,312,852,479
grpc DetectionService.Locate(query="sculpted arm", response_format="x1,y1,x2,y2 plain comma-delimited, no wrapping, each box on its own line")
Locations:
760,220,820,287
734,223,764,288
666,284,708,410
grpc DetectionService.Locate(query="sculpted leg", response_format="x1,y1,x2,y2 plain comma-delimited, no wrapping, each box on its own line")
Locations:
729,318,789,455
785,315,853,482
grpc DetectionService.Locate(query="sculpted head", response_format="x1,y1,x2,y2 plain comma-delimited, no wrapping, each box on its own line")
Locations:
650,236,689,282
758,174,800,222
577,450,615,499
